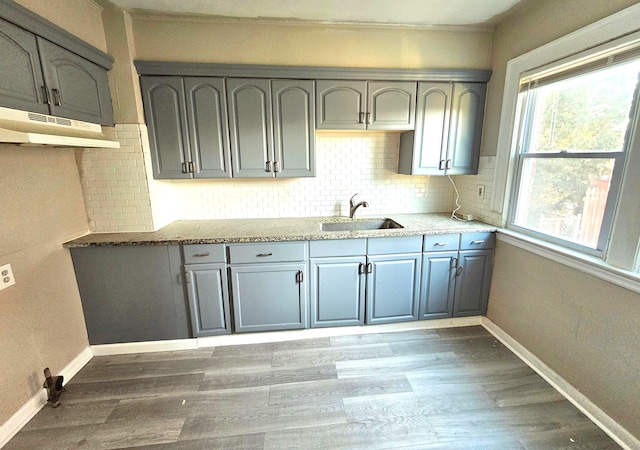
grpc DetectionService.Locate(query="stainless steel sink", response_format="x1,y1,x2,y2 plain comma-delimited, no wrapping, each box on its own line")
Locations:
320,218,404,232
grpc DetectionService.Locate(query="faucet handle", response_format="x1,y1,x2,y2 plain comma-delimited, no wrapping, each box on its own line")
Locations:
350,193,358,207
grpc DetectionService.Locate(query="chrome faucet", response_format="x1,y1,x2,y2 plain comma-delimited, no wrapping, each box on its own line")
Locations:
349,193,369,219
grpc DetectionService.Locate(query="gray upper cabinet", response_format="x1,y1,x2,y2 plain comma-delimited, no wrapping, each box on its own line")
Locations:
0,18,47,114
227,78,273,178
185,78,232,178
227,78,315,178
38,38,114,125
316,80,415,130
0,17,114,125
271,79,315,177
141,76,232,179
398,82,486,176
141,76,191,179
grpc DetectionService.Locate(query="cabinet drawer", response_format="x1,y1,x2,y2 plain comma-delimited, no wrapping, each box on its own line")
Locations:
183,244,226,264
423,234,460,252
228,242,307,264
367,235,422,255
459,232,495,250
309,239,366,257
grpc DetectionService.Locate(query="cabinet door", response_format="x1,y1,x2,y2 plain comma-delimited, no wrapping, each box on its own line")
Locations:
271,79,315,177
366,254,421,325
230,263,307,332
411,82,452,175
316,80,366,130
141,76,191,179
185,263,231,336
70,246,190,345
447,83,486,175
37,38,113,125
310,256,366,328
227,78,273,178
184,77,232,178
0,18,47,114
419,251,457,319
453,249,493,317
367,81,416,130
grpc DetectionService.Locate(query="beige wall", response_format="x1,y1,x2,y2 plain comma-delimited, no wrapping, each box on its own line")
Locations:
0,0,102,427
0,146,90,425
13,0,107,52
132,15,493,69
488,241,640,438
480,0,640,157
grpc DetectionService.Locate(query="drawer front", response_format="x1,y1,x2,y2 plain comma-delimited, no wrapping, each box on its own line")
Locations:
367,235,423,255
183,244,226,264
309,239,366,258
228,242,307,264
423,234,460,252
459,232,495,250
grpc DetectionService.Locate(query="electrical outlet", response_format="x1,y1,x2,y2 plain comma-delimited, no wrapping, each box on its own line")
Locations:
477,184,486,199
0,263,15,291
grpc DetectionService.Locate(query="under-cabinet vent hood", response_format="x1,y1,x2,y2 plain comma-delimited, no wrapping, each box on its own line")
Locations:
0,106,120,148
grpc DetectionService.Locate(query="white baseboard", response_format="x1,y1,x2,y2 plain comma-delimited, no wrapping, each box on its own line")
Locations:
90,317,483,355
0,347,93,449
481,317,639,450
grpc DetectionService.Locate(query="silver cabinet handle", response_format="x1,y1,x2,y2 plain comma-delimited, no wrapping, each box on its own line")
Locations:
359,112,365,124
265,161,272,172
52,88,62,106
439,160,446,170
273,161,279,173
181,162,188,174
366,112,371,124
470,240,485,245
296,270,304,283
446,159,452,170
193,252,211,257
358,262,365,275
435,242,449,246
41,86,50,105
366,262,373,274
456,265,464,276
185,271,192,284
257,253,273,257
188,162,195,173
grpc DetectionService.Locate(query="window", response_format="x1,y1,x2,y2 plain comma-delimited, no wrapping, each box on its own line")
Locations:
509,51,640,255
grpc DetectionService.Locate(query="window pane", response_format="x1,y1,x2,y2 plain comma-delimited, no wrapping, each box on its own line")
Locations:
513,157,615,248
525,60,640,153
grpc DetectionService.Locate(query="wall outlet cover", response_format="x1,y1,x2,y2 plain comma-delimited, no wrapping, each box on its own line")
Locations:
0,263,15,290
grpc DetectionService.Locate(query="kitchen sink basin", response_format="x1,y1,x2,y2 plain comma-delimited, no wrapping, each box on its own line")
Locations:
320,218,404,232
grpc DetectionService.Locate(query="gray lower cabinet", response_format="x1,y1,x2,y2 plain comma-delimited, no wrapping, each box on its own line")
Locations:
398,81,486,176
70,245,190,345
184,263,231,337
419,232,494,319
419,251,457,319
0,17,114,125
452,249,493,317
365,236,423,325
228,242,308,332
141,76,231,179
309,239,367,328
316,80,416,130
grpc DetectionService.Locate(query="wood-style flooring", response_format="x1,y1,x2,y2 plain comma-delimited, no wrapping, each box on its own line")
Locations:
5,326,620,449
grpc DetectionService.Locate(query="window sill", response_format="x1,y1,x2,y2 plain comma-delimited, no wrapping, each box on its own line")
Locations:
497,229,640,294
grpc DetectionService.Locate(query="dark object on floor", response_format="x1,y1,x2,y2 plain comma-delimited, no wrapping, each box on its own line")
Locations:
43,367,65,407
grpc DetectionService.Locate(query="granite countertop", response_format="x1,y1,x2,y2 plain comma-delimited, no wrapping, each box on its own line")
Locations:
64,213,498,248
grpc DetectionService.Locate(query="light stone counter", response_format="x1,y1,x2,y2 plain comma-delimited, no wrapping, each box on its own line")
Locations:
64,213,498,247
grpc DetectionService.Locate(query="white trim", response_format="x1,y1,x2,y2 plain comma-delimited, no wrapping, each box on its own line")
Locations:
491,3,640,214
497,230,640,294
0,347,93,448
91,338,198,356
482,317,640,450
90,317,483,355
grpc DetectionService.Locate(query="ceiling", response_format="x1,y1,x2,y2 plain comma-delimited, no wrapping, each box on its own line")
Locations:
108,0,528,28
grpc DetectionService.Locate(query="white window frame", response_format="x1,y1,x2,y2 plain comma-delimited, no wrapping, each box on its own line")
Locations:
507,56,637,256
492,4,640,273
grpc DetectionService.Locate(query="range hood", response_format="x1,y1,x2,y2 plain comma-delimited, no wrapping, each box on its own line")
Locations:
0,106,120,148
